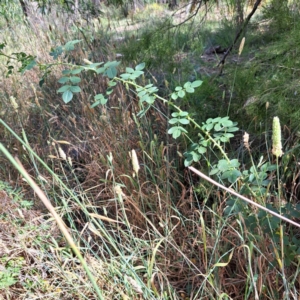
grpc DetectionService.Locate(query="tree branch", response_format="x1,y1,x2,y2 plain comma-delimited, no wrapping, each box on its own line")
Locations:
217,0,262,68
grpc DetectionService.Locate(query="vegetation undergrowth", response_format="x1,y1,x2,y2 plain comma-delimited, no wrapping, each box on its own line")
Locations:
1,0,300,299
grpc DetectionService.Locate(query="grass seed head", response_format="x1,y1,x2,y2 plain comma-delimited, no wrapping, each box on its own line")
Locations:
272,116,283,157
238,37,245,56
243,131,250,150
10,96,19,113
58,147,67,160
131,149,140,175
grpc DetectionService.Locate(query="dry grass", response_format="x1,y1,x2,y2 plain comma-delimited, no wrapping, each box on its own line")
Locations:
0,3,300,300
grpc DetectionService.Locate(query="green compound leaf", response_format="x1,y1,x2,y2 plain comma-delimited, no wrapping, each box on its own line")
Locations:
183,81,191,88
120,73,131,80
84,62,103,69
106,67,117,78
171,93,178,100
92,94,108,107
108,81,117,87
147,86,158,93
135,62,145,71
217,159,230,172
226,127,239,132
178,111,189,117
69,86,81,93
50,46,63,59
197,145,206,154
221,169,242,183
70,68,84,74
191,151,201,162
64,39,82,51
185,87,195,93
62,90,73,103
209,167,219,175
62,69,71,75
169,118,179,124
126,67,134,73
184,158,193,167
184,151,201,166
69,76,81,84
137,90,147,98
230,159,240,168
96,67,105,74
220,119,233,127
144,84,153,88
24,59,36,72
57,85,71,93
58,77,70,84
191,80,203,88
168,126,187,139
130,70,144,79
214,123,222,131
204,123,214,131
178,118,189,125
178,90,186,98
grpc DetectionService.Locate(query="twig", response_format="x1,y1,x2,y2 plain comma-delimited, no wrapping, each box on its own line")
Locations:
170,0,205,28
217,0,262,69
188,166,300,229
